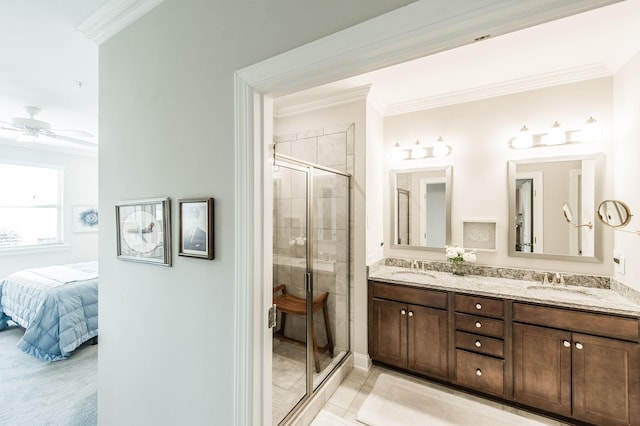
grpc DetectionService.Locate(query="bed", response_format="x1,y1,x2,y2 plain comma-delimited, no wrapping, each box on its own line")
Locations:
0,261,98,361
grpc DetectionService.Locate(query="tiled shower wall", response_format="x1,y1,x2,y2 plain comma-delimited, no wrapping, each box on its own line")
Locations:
273,123,354,354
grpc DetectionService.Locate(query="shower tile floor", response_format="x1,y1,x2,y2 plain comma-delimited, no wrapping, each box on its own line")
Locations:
272,339,343,425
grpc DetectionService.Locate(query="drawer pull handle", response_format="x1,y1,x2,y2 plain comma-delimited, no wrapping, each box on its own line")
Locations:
401,309,406,315
475,303,482,310
475,340,482,347
476,369,482,377
563,340,570,348
475,321,482,328
408,311,414,317
575,342,584,350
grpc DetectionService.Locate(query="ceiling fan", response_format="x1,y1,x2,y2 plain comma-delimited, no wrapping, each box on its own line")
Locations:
0,106,97,148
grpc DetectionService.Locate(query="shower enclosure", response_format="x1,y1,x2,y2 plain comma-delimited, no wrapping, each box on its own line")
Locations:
271,154,350,425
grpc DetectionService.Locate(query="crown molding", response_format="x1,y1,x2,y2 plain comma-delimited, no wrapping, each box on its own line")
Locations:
76,0,165,45
385,63,611,116
274,85,373,118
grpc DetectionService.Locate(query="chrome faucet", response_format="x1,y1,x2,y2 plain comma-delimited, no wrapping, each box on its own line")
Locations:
553,272,565,286
411,260,419,270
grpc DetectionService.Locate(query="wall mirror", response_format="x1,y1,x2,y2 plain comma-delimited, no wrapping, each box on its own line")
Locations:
391,166,451,251
508,154,603,262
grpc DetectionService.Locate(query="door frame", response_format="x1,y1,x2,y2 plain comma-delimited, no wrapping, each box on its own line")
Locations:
233,1,617,424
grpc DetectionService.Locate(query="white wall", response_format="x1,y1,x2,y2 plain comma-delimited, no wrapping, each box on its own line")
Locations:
0,144,98,278
383,77,614,276
97,1,414,424
613,51,640,292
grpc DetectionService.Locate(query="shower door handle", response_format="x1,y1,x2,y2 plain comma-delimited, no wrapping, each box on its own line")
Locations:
305,272,312,293
268,304,277,329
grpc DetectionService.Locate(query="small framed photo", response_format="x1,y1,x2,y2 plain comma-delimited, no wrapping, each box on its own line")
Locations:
179,198,214,259
116,197,171,266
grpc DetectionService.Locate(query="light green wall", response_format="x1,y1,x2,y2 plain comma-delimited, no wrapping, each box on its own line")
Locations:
98,1,414,424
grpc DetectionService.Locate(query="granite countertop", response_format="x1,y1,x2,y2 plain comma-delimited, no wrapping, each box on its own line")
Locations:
368,266,640,317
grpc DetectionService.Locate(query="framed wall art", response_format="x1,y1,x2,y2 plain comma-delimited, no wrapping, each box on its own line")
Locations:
73,205,99,232
116,197,171,266
179,198,214,259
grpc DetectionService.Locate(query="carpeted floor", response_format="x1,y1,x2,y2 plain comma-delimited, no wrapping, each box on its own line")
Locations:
0,324,97,426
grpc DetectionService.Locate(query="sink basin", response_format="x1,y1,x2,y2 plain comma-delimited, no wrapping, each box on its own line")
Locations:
391,271,437,280
526,285,597,300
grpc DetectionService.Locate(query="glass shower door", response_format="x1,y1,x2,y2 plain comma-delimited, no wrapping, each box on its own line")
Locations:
312,168,349,389
272,163,309,425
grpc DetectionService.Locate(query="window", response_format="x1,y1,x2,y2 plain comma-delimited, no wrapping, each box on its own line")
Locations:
0,162,63,248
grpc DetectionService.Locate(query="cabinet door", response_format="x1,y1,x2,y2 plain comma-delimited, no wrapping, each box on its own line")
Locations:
572,333,640,426
369,298,406,368
513,323,572,417
407,305,448,379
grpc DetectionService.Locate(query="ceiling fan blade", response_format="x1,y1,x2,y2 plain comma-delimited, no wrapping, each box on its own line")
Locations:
51,128,94,138
47,133,98,148
1,125,21,132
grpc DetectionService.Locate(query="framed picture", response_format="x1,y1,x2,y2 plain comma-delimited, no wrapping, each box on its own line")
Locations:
73,205,99,232
462,220,497,251
116,197,171,266
179,198,214,259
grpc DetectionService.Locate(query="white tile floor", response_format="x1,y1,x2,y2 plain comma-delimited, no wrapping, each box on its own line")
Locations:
310,366,573,426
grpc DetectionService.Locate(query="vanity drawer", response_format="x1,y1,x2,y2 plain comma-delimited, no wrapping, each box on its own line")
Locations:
370,281,447,309
455,294,504,318
513,303,639,341
455,350,504,396
456,331,504,358
456,313,504,338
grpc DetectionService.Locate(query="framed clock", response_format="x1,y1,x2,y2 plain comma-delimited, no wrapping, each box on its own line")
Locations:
116,197,171,266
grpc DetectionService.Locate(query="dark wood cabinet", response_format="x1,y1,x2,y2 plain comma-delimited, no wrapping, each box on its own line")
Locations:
368,281,448,380
407,304,448,379
513,304,640,426
368,280,640,425
572,333,640,426
513,323,572,416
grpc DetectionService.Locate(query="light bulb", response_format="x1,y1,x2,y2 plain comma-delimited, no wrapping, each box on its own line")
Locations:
581,116,602,143
545,121,566,145
512,125,533,149
411,140,426,159
392,142,403,161
432,137,450,157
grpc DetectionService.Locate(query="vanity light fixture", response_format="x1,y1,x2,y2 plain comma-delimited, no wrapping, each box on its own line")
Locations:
508,116,602,150
392,138,453,160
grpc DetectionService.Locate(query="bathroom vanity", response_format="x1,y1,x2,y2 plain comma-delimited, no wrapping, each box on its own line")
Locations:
368,266,640,426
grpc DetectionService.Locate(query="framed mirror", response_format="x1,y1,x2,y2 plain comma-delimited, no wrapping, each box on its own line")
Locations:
391,166,452,251
508,154,603,262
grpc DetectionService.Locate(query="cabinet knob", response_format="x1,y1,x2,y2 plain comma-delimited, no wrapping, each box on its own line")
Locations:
408,311,414,317
475,303,482,310
476,369,482,376
475,321,482,328
562,340,570,348
475,340,482,348
575,342,584,350
401,309,406,315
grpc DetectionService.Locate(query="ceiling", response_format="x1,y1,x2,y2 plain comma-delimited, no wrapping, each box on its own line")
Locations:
0,1,639,150
275,1,640,116
0,0,108,149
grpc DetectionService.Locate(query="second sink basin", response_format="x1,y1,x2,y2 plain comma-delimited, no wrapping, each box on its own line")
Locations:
526,285,597,300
